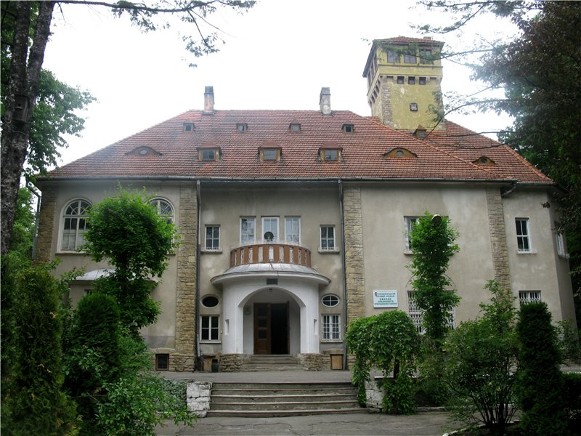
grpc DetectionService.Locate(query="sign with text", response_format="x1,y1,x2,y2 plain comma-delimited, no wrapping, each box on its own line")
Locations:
373,290,398,308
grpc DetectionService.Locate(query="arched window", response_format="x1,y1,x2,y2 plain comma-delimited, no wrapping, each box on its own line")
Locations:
150,198,174,224
61,199,91,251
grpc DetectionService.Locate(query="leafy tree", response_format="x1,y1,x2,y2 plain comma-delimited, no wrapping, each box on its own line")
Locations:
516,301,568,435
409,212,459,350
444,280,519,433
346,311,420,414
1,0,255,255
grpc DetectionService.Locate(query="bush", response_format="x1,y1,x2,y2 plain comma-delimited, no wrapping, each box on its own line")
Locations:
562,372,581,431
516,301,568,435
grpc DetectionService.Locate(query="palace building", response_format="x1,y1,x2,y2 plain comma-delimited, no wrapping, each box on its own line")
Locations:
35,37,576,371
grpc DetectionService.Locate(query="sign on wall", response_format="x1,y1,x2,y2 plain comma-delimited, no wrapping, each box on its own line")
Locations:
373,290,398,308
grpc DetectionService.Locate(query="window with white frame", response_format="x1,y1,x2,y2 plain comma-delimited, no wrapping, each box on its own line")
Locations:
262,217,279,241
205,225,220,250
61,199,91,251
519,290,541,305
240,217,255,244
515,218,531,252
320,225,335,251
285,217,300,244
322,314,341,341
150,198,174,224
555,222,568,258
200,315,219,341
408,290,454,333
404,216,419,252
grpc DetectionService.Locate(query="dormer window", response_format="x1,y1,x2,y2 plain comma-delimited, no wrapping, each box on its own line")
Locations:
473,156,496,166
342,123,354,133
320,148,342,162
260,147,281,161
289,123,301,132
236,123,248,132
198,147,220,161
126,146,161,156
385,147,417,159
183,122,195,132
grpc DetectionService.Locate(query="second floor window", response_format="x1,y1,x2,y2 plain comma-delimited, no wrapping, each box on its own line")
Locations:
61,199,91,251
516,218,531,252
240,217,255,244
285,217,300,244
404,216,419,252
205,225,220,250
320,225,335,251
150,198,174,224
262,217,279,241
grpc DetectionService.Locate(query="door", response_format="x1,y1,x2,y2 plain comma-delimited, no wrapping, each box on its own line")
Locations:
253,302,289,354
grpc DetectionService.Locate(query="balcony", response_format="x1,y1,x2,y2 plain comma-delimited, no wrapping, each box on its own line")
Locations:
230,243,312,268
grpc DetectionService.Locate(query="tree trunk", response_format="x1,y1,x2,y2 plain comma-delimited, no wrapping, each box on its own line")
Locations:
1,1,54,255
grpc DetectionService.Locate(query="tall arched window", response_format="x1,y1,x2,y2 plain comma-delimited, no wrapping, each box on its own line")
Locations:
149,198,174,224
61,199,91,251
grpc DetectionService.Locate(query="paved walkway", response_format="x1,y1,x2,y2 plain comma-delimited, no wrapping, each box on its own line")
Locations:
156,370,454,435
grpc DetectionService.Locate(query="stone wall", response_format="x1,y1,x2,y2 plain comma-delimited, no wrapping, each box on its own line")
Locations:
173,185,198,371
486,188,512,290
186,382,212,418
219,354,245,372
298,353,325,370
343,187,365,323
35,185,57,262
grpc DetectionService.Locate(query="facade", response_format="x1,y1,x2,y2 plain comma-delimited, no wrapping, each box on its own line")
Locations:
36,37,576,371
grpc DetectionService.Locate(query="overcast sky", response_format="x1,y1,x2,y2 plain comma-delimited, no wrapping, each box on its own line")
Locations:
43,0,513,166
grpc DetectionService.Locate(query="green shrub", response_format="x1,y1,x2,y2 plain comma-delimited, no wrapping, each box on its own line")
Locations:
516,301,568,435
562,372,581,431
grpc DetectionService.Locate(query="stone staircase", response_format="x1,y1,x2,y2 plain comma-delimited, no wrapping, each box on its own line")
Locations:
207,381,363,417
240,354,303,371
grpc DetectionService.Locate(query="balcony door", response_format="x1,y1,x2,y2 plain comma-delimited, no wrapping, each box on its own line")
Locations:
254,302,289,354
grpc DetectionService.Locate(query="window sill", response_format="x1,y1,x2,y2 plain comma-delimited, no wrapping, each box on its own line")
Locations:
201,249,223,254
517,250,537,255
200,340,221,344
558,253,570,260
403,249,413,255
318,249,340,254
321,339,343,343
56,250,86,255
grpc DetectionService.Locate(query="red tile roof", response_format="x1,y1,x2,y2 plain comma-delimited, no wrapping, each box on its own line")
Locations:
43,110,552,185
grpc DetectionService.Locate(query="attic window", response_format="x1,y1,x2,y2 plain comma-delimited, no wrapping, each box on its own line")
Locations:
385,147,417,159
260,147,281,161
342,123,354,133
289,123,301,132
409,103,418,112
473,156,496,166
413,127,427,139
320,148,342,162
236,123,248,132
419,76,427,85
198,147,220,162
397,76,405,84
183,122,195,132
408,76,416,85
126,146,161,156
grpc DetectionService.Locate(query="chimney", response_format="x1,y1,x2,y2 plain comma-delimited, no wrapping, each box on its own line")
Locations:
319,87,331,115
203,86,214,114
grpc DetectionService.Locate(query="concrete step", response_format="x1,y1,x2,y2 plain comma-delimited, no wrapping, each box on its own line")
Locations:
240,355,302,372
208,381,362,417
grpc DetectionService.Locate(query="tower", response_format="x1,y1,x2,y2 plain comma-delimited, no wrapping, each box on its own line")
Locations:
362,36,445,132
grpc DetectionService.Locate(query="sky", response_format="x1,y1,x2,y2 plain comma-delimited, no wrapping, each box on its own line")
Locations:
43,0,514,167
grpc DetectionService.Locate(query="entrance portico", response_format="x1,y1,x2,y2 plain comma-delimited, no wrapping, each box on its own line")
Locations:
211,262,330,356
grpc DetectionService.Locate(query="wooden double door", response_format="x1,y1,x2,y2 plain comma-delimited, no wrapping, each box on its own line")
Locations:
253,302,289,354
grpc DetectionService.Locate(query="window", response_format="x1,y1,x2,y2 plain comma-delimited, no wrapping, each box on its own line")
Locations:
322,294,340,307
407,291,424,334
408,76,416,85
183,122,194,132
285,217,300,244
404,52,417,64
205,225,220,250
515,218,531,252
320,225,336,251
322,314,341,341
519,290,541,305
61,199,91,251
396,76,405,84
262,217,279,241
419,76,427,85
387,50,398,63
342,123,354,133
404,216,419,252
289,123,301,132
409,103,418,112
555,222,568,258
240,217,256,244
150,198,174,224
236,123,248,132
320,148,341,161
199,148,219,161
202,295,219,308
201,315,219,341
260,148,281,161
155,353,169,371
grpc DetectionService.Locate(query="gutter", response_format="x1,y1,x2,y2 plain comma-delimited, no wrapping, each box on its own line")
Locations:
338,180,348,370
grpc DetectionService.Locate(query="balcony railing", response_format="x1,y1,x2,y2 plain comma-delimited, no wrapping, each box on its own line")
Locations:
230,243,311,268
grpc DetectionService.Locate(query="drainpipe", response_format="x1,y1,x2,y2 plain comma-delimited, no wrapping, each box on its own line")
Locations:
195,180,202,370
338,179,348,370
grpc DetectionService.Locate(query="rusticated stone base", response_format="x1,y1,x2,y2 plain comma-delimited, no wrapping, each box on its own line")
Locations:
219,354,245,372
298,353,325,370
170,353,196,372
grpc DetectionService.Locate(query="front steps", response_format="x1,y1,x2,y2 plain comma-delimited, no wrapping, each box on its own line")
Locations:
207,381,363,417
240,354,302,371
